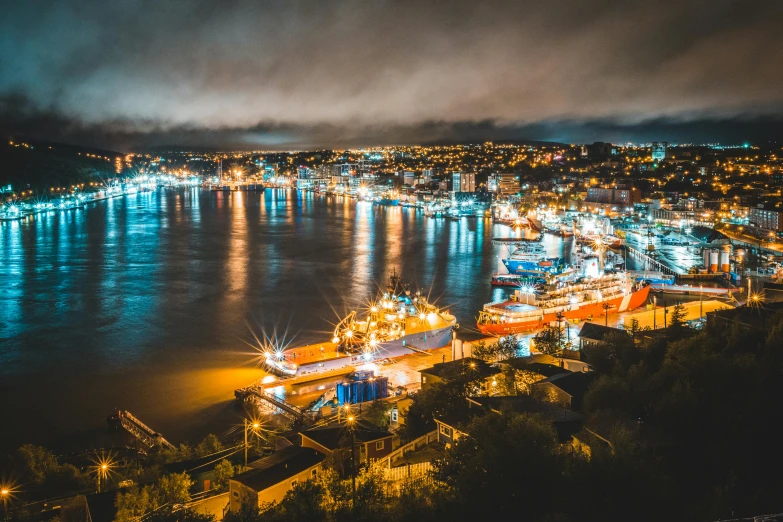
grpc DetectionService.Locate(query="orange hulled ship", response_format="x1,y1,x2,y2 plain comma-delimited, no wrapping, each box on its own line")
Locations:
477,272,651,335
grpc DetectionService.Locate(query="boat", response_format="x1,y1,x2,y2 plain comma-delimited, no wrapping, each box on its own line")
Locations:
477,273,651,335
264,271,457,377
502,243,566,277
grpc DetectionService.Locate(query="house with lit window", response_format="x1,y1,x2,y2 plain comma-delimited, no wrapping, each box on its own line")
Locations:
531,371,596,411
228,446,325,513
299,419,395,465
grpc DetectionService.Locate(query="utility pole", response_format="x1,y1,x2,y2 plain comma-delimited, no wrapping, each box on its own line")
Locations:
244,419,248,467
663,299,668,328
699,284,703,319
555,312,564,352
347,416,357,511
653,296,657,329
244,419,260,467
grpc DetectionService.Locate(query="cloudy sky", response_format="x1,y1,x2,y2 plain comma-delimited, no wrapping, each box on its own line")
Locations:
1,0,782,150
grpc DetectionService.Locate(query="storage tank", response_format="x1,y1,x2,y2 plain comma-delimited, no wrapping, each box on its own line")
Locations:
720,251,730,273
710,250,719,273
452,338,463,360
702,249,711,269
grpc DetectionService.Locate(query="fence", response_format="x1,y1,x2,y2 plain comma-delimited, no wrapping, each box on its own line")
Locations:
383,462,432,482
377,430,437,469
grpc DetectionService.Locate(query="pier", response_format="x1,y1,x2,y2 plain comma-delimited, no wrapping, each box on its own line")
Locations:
235,386,312,422
107,410,175,449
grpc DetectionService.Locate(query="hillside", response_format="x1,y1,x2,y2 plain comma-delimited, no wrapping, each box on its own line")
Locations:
0,137,125,191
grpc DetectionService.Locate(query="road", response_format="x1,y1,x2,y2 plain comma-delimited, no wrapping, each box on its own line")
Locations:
718,228,783,254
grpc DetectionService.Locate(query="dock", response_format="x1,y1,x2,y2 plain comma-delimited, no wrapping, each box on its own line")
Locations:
107,410,175,449
235,386,312,422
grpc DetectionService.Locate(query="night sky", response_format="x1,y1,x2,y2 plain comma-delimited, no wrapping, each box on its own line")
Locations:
1,0,782,150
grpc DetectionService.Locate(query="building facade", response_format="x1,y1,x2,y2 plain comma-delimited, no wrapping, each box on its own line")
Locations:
452,172,476,193
749,207,783,232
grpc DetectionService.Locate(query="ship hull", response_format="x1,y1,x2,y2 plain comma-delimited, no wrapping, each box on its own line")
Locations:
286,324,455,378
503,259,564,277
477,285,651,335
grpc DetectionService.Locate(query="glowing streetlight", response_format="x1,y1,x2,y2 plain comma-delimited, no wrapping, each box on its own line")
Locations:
1,483,14,519
244,418,263,467
92,452,115,493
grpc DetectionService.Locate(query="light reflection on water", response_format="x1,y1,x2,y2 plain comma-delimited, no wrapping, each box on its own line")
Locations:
0,188,572,449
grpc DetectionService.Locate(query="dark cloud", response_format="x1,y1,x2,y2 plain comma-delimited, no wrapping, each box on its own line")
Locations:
1,0,783,150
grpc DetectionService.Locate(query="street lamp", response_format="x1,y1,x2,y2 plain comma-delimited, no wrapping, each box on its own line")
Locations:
244,419,261,467
1,485,12,521
338,403,351,424
602,303,611,326
93,452,114,493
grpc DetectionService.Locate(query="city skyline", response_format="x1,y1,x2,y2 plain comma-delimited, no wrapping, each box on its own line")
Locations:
2,0,783,151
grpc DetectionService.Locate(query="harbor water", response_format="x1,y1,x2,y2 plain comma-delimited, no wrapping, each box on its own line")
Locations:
1,188,610,450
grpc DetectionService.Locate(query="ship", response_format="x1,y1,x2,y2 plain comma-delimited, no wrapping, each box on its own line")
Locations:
502,243,567,277
477,273,651,335
264,271,457,377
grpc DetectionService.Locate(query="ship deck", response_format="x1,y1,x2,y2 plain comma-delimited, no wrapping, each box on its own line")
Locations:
489,301,539,313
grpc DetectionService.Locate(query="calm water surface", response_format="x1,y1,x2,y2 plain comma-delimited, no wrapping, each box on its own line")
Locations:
0,189,571,450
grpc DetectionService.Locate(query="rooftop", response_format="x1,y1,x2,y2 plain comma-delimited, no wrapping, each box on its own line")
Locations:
534,372,596,399
300,419,392,450
578,322,628,342
502,357,571,378
467,395,583,424
419,357,501,380
231,446,325,492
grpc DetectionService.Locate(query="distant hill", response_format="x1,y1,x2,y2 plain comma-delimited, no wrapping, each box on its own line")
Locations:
0,136,125,191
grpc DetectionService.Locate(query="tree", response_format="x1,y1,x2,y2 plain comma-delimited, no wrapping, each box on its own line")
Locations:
471,336,519,362
628,318,651,341
212,459,235,492
196,434,223,457
223,503,263,522
470,340,494,361
431,411,567,520
158,472,193,505
532,325,570,355
258,480,327,522
115,485,162,522
669,302,687,327
495,335,520,360
12,445,89,497
363,399,391,427
404,365,486,438
13,445,59,486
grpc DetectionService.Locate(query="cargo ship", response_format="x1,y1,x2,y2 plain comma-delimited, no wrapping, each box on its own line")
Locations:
477,273,651,335
264,271,457,378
